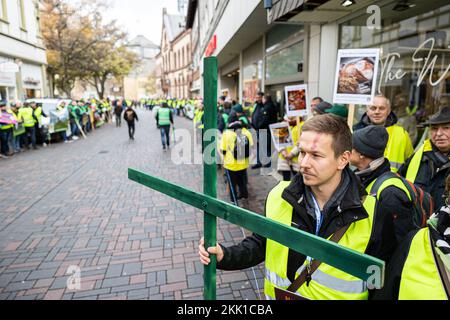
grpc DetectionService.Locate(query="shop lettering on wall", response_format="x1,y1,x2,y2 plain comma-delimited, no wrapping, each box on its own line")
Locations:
378,38,450,93
23,77,40,86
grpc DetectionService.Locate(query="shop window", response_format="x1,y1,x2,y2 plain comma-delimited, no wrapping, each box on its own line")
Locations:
339,1,450,124
266,41,304,80
242,60,263,105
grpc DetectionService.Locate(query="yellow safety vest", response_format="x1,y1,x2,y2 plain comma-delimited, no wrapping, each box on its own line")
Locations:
385,125,414,173
405,140,433,183
157,108,171,126
264,182,376,300
398,228,448,300
18,107,35,127
366,174,411,202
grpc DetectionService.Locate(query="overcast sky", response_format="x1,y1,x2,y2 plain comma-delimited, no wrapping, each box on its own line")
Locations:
108,0,180,46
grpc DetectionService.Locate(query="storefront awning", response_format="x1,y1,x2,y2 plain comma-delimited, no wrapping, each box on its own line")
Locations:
267,0,330,24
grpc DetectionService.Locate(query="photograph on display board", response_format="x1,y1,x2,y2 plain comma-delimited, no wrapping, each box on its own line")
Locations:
284,84,309,117
269,122,294,152
333,48,380,105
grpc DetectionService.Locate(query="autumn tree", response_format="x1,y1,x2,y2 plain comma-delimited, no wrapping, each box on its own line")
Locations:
81,17,139,99
40,0,138,99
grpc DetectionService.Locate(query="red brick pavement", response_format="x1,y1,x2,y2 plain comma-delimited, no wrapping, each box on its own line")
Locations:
0,109,280,300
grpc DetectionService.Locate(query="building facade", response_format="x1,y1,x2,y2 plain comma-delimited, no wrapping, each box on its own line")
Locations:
188,0,450,135
123,35,160,100
0,0,49,103
157,8,193,99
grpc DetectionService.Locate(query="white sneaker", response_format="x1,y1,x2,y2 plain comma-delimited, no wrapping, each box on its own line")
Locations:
72,136,79,140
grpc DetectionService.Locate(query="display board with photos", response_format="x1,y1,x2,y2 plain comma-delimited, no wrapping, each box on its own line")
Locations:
333,48,380,106
284,84,310,118
269,122,294,152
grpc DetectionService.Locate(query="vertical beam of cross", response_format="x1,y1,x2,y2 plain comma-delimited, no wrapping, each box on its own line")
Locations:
203,57,218,300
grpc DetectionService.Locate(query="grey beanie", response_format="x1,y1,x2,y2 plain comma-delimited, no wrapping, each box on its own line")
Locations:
353,125,389,159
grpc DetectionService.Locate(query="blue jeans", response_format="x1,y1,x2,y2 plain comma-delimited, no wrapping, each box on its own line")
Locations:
60,131,68,142
160,125,170,148
25,126,36,148
14,134,23,151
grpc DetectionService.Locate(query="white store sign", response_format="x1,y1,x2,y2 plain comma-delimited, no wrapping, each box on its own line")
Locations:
21,63,43,89
0,72,16,87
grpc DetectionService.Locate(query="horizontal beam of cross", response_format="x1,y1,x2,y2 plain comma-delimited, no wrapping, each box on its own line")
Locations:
128,168,385,284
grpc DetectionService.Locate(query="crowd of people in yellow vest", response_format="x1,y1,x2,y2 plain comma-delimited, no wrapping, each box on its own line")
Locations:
198,93,450,300
0,98,118,159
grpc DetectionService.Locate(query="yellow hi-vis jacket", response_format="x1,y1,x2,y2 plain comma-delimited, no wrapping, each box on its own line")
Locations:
398,228,448,300
385,125,414,173
264,182,376,300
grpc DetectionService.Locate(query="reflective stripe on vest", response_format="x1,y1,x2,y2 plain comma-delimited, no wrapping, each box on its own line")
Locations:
264,182,375,300
158,108,171,126
399,228,448,300
385,125,414,173
405,140,432,183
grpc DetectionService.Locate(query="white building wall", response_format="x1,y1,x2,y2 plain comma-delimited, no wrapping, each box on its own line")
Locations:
0,0,48,101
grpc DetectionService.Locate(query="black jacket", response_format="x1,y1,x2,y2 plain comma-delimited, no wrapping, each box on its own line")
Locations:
124,108,139,123
355,159,417,252
251,101,277,130
218,167,394,282
398,142,450,209
353,112,398,131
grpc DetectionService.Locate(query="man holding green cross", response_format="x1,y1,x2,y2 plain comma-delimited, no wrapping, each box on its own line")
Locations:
200,114,393,300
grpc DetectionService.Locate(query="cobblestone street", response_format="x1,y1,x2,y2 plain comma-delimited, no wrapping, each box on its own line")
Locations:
0,109,279,300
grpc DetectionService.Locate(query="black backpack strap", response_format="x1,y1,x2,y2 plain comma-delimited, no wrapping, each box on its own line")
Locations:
370,171,399,198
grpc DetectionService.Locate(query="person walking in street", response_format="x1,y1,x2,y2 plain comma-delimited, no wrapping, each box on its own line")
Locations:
251,92,278,169
373,175,450,300
354,95,413,173
399,106,450,209
156,102,173,150
114,100,123,127
124,105,139,140
199,114,394,300
350,125,419,255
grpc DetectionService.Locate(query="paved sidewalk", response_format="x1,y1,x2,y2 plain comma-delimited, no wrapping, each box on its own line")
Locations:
0,109,279,300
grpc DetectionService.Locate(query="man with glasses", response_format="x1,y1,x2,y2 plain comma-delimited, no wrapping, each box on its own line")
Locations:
354,95,413,172
399,106,450,209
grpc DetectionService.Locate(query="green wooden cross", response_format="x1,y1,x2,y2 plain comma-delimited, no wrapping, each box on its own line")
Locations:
129,57,385,300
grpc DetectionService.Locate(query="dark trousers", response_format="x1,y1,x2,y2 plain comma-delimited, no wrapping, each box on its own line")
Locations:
115,114,122,127
226,169,248,203
127,121,135,139
256,130,272,166
0,128,12,155
25,126,36,148
160,125,171,147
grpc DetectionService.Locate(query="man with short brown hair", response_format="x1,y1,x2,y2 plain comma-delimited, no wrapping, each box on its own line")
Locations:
199,114,393,300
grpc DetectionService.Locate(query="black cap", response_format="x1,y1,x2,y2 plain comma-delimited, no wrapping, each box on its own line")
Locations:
353,125,389,159
315,101,333,115
422,106,450,126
